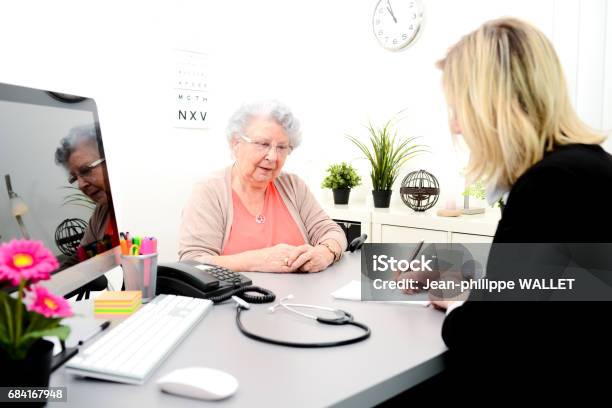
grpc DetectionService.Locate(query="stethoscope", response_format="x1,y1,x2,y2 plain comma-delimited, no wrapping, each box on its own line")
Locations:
232,294,371,348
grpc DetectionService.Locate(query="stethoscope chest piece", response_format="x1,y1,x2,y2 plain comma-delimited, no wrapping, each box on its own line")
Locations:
316,310,354,325
234,294,371,348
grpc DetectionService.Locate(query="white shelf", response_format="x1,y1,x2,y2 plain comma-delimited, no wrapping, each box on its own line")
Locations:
322,203,501,244
371,206,501,236
324,203,371,222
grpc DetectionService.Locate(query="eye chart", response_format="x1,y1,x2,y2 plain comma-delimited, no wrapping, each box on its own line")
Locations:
174,49,209,129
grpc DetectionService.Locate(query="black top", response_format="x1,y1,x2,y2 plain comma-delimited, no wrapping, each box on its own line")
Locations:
440,144,612,399
494,143,612,243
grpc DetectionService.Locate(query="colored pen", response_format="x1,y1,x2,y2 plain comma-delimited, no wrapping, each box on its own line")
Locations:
140,239,153,255
140,239,153,286
119,239,128,255
151,238,157,253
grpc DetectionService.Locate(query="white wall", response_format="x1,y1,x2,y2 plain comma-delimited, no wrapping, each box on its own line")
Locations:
553,0,612,151
1,0,609,261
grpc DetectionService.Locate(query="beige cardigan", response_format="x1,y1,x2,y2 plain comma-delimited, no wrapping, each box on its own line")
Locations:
179,166,347,263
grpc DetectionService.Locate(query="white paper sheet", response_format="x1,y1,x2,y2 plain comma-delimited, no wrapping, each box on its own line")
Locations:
332,280,431,307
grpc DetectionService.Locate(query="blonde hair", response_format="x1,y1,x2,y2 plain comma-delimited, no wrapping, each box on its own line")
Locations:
437,17,606,189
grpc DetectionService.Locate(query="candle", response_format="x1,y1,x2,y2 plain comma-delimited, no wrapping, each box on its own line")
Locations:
445,199,457,210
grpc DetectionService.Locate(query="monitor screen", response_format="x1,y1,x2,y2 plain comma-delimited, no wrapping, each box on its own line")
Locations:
0,82,120,296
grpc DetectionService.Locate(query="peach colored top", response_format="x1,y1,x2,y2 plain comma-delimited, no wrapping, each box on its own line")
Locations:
222,183,305,255
179,167,347,263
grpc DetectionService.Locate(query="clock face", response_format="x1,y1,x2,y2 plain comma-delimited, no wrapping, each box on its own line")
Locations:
373,0,424,51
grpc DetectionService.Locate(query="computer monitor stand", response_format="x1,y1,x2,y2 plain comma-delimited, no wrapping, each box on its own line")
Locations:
51,341,78,373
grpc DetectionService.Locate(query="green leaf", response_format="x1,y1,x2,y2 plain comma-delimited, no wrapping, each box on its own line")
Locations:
0,325,10,345
19,325,70,345
463,180,486,200
23,310,57,334
1,290,20,342
347,116,428,191
321,162,362,189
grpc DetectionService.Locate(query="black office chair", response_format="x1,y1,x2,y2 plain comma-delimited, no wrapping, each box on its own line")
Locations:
64,275,109,300
347,234,367,252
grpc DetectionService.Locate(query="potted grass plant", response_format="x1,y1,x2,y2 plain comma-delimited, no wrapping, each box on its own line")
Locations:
321,162,362,204
347,118,427,208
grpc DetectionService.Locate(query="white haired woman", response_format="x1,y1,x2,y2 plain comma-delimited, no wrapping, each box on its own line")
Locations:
179,101,347,273
55,124,114,248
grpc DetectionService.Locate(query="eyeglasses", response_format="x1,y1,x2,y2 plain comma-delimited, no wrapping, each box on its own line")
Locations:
68,158,105,184
240,135,292,157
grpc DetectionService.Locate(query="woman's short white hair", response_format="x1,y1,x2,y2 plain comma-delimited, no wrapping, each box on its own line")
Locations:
55,124,99,168
226,100,302,148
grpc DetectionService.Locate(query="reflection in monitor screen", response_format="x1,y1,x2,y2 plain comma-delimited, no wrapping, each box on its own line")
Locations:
0,82,120,296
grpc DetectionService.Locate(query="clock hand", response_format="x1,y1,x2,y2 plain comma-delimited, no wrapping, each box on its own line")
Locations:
386,0,398,23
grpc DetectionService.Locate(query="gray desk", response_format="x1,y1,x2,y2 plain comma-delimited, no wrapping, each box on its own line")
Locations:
50,252,447,407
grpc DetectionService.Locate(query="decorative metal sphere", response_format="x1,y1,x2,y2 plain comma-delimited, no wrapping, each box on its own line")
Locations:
400,170,440,211
55,218,88,256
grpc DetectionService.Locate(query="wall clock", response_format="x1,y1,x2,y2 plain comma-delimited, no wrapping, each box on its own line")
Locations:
373,0,425,51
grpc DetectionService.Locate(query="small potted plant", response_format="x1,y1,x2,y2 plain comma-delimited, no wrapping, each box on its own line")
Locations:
463,179,504,212
347,118,427,208
322,162,362,204
0,239,73,388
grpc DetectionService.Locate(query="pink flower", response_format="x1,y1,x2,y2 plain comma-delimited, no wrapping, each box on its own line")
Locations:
0,239,59,286
28,286,73,318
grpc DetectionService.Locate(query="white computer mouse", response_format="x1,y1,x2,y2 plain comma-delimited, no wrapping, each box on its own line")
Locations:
157,367,238,400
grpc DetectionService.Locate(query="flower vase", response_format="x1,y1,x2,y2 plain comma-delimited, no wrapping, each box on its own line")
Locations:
0,339,54,407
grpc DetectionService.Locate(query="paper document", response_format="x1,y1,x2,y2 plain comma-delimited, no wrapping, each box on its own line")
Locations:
331,280,362,300
332,280,430,307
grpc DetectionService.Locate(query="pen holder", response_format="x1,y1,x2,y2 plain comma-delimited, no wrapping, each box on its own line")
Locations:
120,253,158,303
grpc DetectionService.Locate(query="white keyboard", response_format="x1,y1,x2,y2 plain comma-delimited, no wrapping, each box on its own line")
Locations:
66,294,212,385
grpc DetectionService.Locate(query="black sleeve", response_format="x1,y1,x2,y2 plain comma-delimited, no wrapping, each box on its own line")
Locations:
440,147,612,396
442,165,576,351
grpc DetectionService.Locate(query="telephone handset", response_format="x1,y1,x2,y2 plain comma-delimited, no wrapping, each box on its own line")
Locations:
156,260,252,300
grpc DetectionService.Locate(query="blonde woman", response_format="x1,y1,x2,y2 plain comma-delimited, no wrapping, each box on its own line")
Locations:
425,18,612,399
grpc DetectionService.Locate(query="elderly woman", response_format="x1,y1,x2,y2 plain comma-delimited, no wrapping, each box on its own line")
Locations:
179,101,347,272
55,124,115,248
415,18,612,400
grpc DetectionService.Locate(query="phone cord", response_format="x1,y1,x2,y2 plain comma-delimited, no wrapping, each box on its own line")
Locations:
208,285,276,304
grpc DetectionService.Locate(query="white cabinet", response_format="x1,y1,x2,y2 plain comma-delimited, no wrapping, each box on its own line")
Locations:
322,203,501,244
451,232,494,244
370,206,500,244
380,225,448,243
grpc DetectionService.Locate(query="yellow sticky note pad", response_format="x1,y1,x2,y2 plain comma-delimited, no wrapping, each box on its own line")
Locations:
95,290,141,302
94,291,142,317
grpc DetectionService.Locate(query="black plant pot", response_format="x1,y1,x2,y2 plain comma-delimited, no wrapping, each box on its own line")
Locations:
0,339,54,406
372,190,392,208
332,188,351,205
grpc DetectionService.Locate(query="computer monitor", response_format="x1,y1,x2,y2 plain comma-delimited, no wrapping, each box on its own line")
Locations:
0,82,120,296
